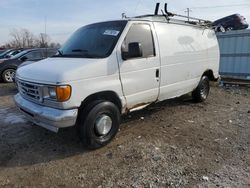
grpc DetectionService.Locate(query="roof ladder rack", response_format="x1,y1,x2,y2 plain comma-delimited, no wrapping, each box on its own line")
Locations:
154,3,212,27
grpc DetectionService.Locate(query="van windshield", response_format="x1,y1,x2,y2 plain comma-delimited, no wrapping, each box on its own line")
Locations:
55,21,127,58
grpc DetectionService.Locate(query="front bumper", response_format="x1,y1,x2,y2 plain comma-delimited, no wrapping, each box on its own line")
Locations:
14,94,78,132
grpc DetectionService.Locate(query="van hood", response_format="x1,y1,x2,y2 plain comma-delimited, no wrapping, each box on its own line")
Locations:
16,57,114,84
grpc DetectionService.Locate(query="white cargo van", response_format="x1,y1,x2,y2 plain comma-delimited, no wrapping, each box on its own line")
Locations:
14,14,220,149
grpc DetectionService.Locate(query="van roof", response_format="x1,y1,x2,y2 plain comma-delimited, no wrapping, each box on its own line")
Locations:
128,15,169,22
83,15,212,31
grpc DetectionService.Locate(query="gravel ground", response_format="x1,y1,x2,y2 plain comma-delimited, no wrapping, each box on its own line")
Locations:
0,83,249,188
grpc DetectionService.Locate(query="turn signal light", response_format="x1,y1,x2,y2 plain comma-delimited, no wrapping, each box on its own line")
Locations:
56,85,71,102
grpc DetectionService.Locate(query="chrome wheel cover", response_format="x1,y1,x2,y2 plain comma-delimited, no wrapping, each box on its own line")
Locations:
4,70,15,82
200,79,209,99
95,115,112,136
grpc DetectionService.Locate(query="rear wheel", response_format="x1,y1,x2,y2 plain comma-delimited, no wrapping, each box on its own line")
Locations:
78,101,120,149
2,69,16,83
192,76,210,102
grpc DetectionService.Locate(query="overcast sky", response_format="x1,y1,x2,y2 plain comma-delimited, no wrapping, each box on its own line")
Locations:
0,0,250,45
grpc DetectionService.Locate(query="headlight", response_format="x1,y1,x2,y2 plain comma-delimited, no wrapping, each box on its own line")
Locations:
44,85,71,102
48,87,57,99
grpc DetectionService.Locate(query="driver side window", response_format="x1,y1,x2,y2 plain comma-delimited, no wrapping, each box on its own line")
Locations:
122,24,155,59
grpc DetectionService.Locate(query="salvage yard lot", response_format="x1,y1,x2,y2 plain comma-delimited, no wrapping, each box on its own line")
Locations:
0,83,249,187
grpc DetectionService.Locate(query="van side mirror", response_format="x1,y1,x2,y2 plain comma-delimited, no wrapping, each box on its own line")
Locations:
122,42,143,60
20,56,28,62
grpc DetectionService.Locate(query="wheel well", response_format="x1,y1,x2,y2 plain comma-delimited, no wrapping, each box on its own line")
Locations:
203,70,216,81
1,66,17,75
80,91,122,112
1,66,17,80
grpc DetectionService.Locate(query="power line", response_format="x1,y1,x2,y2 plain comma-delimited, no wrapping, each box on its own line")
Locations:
134,0,142,15
190,3,250,9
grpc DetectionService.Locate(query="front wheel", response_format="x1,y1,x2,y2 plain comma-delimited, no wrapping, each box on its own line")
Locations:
2,69,16,83
78,101,121,149
192,76,210,102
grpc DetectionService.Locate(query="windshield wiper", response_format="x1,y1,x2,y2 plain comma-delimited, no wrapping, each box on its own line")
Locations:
71,49,88,53
71,49,96,58
53,49,102,58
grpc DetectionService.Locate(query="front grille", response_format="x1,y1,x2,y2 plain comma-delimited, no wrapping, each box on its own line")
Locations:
17,80,42,102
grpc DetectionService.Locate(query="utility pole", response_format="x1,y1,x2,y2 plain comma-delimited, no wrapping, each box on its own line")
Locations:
44,16,47,49
185,8,192,21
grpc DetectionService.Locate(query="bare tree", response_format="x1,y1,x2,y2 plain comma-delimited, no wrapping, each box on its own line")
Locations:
23,29,35,47
36,33,51,48
9,28,36,48
10,29,22,48
6,28,60,49
49,42,61,48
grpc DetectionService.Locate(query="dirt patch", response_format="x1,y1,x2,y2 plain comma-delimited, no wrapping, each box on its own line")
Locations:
0,83,249,187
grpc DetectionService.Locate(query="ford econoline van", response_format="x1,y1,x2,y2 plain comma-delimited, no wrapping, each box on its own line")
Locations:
15,15,220,149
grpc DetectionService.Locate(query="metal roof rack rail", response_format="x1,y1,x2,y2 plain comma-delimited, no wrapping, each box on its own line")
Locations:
133,3,213,28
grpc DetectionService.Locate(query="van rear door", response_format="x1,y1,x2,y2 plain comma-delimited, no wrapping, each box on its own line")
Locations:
117,22,160,110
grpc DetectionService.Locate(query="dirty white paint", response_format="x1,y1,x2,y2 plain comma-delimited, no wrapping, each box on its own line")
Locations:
0,108,27,125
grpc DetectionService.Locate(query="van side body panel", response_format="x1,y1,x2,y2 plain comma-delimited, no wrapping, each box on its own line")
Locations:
152,22,219,101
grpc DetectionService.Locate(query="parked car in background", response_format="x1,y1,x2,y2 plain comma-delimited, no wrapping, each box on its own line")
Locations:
0,49,23,59
0,49,7,54
0,48,57,83
17,60,36,68
0,49,13,59
213,14,249,32
5,49,23,58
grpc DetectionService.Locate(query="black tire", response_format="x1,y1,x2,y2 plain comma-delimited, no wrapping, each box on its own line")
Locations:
78,101,120,149
2,68,16,83
192,76,210,102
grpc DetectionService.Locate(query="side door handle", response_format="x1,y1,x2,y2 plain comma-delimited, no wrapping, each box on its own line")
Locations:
155,69,160,82
156,69,159,78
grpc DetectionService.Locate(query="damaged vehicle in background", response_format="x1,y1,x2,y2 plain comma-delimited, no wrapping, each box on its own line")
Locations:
0,48,57,83
213,14,249,32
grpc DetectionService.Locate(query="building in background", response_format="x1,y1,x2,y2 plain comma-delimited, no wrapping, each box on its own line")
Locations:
217,29,250,80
